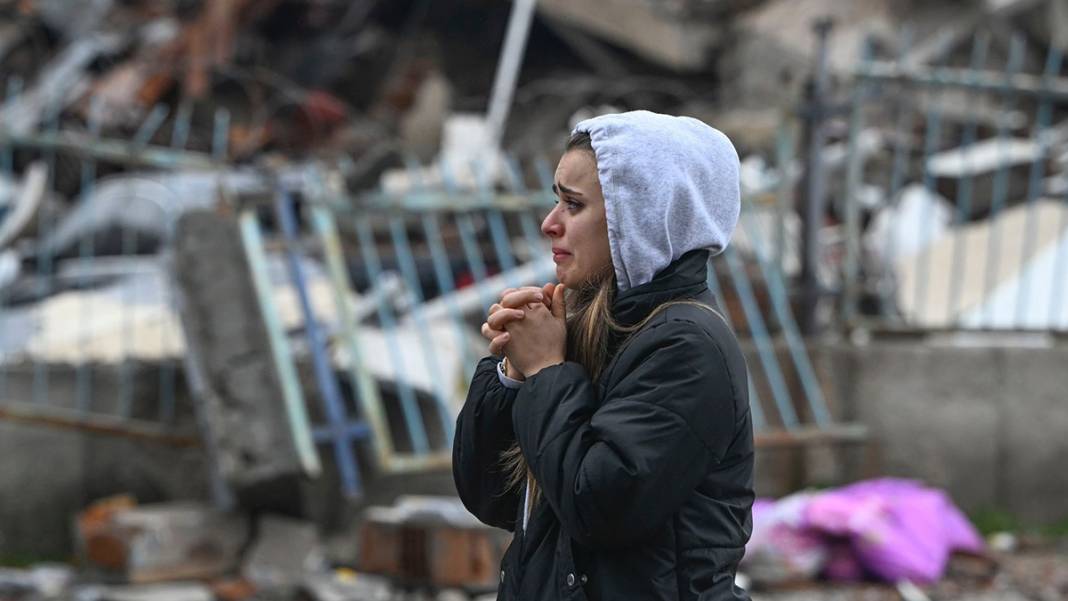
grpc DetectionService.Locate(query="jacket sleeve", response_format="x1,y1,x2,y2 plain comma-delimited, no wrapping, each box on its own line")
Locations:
512,319,741,548
452,356,522,531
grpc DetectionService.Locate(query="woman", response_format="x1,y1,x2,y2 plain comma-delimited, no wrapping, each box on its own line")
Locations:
453,110,754,601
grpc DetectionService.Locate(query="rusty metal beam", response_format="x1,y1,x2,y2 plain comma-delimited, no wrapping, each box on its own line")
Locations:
0,401,200,447
0,130,217,170
754,424,868,449
856,61,1068,100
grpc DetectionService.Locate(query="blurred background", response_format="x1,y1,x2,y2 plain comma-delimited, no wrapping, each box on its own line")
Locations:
1,0,1067,599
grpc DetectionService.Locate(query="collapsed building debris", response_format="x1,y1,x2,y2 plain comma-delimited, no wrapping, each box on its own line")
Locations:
357,496,509,592
83,583,217,601
894,199,1068,329
172,205,311,494
536,0,722,71
242,515,326,593
77,496,249,584
927,138,1044,218
0,564,73,599
38,169,268,260
3,0,1068,597
0,162,47,252
0,32,126,136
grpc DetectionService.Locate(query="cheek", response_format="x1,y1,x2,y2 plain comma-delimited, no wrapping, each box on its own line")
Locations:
574,221,611,274
592,220,611,263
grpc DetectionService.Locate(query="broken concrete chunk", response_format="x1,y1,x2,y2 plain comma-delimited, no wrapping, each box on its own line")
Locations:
927,138,1044,218
242,515,326,591
0,564,74,599
173,210,317,491
391,495,491,529
357,496,508,590
77,499,249,584
87,583,214,601
77,495,139,571
718,0,897,110
206,578,257,601
894,200,1068,329
927,138,1040,179
537,0,721,70
299,570,392,601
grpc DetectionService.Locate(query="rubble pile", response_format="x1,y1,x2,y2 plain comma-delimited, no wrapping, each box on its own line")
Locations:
3,0,1068,599
2,487,1066,601
2,0,1067,358
0,495,506,601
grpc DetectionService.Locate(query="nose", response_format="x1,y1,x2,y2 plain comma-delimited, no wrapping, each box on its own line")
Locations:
541,205,563,238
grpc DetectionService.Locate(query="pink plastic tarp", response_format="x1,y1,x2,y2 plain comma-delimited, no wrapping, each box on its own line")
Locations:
743,478,985,584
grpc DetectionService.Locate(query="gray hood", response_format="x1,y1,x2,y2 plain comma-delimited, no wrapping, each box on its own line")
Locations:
572,110,740,292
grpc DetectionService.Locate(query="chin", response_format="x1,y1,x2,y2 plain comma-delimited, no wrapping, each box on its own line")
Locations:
557,270,581,289
555,267,570,287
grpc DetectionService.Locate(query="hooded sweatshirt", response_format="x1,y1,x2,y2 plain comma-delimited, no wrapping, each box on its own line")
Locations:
571,110,741,291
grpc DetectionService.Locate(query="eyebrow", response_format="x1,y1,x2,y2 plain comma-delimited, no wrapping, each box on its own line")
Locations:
552,182,583,197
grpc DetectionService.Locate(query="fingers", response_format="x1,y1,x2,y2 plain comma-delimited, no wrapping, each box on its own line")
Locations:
542,282,556,307
488,332,510,356
488,301,524,318
495,285,556,311
499,286,539,302
551,283,567,319
482,302,526,343
486,307,524,331
500,287,544,309
480,321,502,341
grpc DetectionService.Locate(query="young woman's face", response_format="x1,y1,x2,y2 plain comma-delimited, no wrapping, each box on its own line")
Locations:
541,149,613,288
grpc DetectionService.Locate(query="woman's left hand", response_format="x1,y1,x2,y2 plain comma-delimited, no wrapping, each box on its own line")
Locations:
504,283,567,377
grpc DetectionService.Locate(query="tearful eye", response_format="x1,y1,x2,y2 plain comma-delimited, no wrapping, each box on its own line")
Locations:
552,196,582,213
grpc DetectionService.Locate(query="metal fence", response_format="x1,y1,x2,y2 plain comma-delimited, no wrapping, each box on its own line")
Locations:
1,74,854,499
834,28,1068,332
237,156,853,496
0,80,220,447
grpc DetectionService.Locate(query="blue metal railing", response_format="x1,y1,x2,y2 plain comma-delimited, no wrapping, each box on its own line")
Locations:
845,26,1068,332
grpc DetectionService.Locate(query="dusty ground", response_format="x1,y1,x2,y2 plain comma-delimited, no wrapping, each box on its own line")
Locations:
750,546,1068,601
3,542,1065,601
380,544,1068,600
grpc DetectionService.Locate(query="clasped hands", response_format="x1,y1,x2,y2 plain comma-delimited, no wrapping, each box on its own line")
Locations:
480,282,567,380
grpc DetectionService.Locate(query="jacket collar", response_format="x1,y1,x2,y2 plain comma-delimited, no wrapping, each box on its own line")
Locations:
611,249,711,328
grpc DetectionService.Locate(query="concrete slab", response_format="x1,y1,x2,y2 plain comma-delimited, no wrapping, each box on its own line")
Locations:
0,421,208,559
0,422,83,559
838,343,1003,513
1000,346,1068,524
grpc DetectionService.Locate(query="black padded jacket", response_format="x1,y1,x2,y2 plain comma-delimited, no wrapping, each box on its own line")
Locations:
453,250,754,601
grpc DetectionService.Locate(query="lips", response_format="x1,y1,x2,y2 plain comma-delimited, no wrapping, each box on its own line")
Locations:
552,247,572,263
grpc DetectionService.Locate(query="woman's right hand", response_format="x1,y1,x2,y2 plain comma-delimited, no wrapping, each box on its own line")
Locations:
481,283,557,356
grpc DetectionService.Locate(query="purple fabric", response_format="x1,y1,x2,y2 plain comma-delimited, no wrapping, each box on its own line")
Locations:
744,479,985,584
741,494,827,584
802,479,985,583
822,540,865,582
